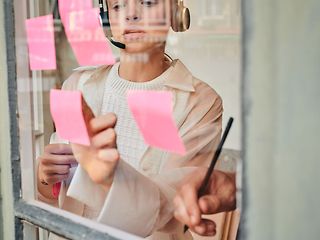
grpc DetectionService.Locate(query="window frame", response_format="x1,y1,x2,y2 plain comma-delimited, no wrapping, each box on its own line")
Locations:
3,0,247,239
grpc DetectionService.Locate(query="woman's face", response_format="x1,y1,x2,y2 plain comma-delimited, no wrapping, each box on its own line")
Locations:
106,0,171,53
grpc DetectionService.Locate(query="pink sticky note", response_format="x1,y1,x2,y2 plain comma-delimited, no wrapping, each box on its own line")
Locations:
52,182,61,198
127,91,186,155
25,15,56,70
63,8,115,66
50,89,90,145
58,0,92,23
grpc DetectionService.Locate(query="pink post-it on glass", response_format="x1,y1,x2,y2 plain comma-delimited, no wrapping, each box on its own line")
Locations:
63,8,115,66
58,0,92,23
50,89,90,145
25,15,56,70
127,90,186,155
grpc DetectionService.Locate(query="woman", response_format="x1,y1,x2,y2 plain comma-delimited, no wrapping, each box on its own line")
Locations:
38,0,223,239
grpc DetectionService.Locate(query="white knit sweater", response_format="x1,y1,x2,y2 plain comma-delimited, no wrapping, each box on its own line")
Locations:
102,62,174,168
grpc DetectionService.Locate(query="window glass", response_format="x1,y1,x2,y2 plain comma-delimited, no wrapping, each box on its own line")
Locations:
15,0,241,239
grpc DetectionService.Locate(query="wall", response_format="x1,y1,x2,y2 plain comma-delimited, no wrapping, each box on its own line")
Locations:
167,0,242,150
243,0,320,239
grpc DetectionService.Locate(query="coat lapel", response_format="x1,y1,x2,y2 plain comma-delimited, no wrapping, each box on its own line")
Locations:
81,65,112,116
139,61,195,174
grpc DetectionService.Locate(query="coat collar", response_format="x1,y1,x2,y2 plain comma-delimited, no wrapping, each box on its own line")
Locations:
79,59,195,93
163,60,195,92
77,59,195,116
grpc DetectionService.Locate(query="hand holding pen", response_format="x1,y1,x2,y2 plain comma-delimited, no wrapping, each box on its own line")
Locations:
173,118,236,236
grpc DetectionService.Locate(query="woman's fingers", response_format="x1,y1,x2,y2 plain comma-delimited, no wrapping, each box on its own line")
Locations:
42,173,70,185
192,219,216,236
38,144,77,185
39,160,72,184
178,183,201,226
90,113,117,134
173,195,191,226
199,195,221,214
41,164,71,175
41,144,77,165
91,128,117,148
98,148,120,163
40,153,77,165
44,143,73,155
69,113,119,189
85,152,120,186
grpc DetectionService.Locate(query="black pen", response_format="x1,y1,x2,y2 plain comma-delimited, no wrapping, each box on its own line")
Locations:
183,117,234,233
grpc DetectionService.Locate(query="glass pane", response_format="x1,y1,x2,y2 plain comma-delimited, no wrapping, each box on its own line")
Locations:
14,0,242,239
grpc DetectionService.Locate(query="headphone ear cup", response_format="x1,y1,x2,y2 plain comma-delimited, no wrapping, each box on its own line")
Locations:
171,5,190,32
180,7,190,32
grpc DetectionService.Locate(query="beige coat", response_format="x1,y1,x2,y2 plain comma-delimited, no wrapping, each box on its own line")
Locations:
44,60,223,240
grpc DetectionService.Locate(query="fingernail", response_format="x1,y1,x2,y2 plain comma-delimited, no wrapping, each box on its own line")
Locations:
212,229,217,236
207,230,216,236
207,223,215,232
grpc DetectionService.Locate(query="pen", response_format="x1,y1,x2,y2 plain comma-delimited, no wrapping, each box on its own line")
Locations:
183,117,234,233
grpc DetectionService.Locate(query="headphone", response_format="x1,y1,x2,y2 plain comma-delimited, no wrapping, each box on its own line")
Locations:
171,0,191,32
98,0,190,49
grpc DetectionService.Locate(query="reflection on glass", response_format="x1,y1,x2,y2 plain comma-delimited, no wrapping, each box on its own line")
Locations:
15,0,241,239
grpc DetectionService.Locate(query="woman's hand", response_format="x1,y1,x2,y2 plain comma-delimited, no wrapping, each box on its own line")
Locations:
174,169,236,236
37,143,77,199
71,113,120,191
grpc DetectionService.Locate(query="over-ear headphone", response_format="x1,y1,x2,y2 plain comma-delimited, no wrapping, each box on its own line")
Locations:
99,0,190,49
171,0,191,32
